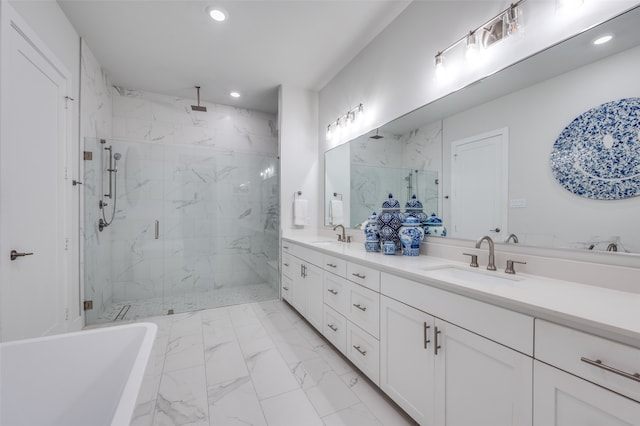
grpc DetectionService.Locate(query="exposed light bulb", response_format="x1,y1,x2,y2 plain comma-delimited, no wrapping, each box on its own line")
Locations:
465,32,480,63
230,91,241,98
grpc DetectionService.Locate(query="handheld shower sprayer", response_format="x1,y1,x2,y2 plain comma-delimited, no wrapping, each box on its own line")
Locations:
98,141,123,232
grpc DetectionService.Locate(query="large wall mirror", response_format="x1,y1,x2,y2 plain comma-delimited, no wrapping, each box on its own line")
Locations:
325,5,640,255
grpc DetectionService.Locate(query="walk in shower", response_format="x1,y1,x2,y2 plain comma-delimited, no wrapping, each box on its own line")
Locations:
83,137,280,324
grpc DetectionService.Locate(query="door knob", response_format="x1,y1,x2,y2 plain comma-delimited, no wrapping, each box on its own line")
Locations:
10,250,34,261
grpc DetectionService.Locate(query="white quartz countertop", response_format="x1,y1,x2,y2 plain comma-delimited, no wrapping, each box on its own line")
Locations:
283,235,640,349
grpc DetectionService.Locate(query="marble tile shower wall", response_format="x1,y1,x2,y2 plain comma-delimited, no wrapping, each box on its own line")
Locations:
109,88,279,305
349,120,442,223
80,41,114,324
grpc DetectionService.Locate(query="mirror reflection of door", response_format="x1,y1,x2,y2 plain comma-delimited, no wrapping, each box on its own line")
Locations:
450,128,508,241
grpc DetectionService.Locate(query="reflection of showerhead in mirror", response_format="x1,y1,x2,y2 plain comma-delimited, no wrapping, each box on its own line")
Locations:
113,152,122,160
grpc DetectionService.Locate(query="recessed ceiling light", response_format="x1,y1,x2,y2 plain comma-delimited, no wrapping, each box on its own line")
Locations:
593,35,613,45
207,7,227,22
230,92,241,98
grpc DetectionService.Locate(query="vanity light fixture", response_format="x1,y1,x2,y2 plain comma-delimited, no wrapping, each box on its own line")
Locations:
325,103,364,141
207,6,227,22
433,0,526,75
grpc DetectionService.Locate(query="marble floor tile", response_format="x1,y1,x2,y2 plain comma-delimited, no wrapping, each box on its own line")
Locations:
208,376,267,426
260,389,324,426
121,299,413,426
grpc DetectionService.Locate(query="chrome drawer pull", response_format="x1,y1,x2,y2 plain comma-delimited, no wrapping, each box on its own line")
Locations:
353,345,367,356
283,263,290,267
580,357,640,382
352,273,366,279
328,323,338,332
326,263,337,268
283,286,289,291
434,326,441,355
327,288,338,295
353,303,367,312
283,245,289,249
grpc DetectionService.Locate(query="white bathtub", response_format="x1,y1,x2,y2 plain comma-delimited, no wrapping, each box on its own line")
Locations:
0,322,157,426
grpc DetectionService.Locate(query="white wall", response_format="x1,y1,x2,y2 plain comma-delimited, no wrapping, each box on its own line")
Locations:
279,85,319,234
318,0,640,226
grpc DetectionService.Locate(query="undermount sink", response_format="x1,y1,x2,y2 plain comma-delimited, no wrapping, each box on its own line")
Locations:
421,265,524,286
308,240,343,247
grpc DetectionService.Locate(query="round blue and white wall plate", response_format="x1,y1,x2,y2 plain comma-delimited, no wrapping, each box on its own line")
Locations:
550,98,640,200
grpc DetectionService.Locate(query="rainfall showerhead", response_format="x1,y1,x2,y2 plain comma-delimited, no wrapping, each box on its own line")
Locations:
191,86,208,112
370,129,384,139
113,152,122,160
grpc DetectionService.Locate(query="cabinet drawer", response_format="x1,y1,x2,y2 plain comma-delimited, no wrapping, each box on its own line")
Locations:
281,274,292,303
282,241,323,267
347,283,380,338
535,319,640,402
323,254,347,278
347,322,380,385
347,262,380,292
324,273,349,316
324,305,347,355
282,253,292,279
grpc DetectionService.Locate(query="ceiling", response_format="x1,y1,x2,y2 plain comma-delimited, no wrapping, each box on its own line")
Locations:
58,0,411,114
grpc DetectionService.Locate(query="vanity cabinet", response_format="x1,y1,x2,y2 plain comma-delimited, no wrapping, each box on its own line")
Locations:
282,243,324,332
380,295,533,426
322,254,381,385
533,319,640,425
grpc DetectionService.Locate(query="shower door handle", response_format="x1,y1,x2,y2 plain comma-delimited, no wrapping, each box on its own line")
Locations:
155,220,159,239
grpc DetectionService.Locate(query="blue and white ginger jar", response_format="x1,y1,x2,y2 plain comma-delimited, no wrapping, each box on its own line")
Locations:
399,216,425,256
424,213,447,237
404,194,428,224
364,212,380,252
376,194,403,250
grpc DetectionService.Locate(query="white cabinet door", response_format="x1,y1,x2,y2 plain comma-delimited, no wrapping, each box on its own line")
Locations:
1,4,72,341
290,257,306,314
380,296,435,425
434,320,533,426
534,361,640,426
304,262,324,332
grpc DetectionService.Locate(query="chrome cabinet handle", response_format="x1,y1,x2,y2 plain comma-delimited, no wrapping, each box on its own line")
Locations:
434,326,441,355
326,263,337,268
327,288,338,295
283,263,289,267
155,220,159,239
283,286,289,291
328,323,338,332
424,322,431,349
353,303,367,312
581,357,640,382
353,345,367,356
489,227,501,233
10,250,34,261
352,273,366,279
283,245,289,249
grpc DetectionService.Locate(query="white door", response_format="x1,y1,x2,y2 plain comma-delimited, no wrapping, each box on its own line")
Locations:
380,295,435,425
450,128,508,241
534,361,640,426
0,6,72,341
434,320,533,426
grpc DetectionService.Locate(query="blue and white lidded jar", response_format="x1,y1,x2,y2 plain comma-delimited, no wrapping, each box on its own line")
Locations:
424,213,447,237
399,216,425,256
364,212,380,252
382,240,396,255
404,194,428,224
377,193,403,251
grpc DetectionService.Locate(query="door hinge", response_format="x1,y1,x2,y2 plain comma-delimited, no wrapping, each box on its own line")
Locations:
84,300,93,311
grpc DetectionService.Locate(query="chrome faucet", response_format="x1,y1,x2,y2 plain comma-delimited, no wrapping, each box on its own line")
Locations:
505,233,519,244
475,235,497,271
607,243,618,252
333,224,346,242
